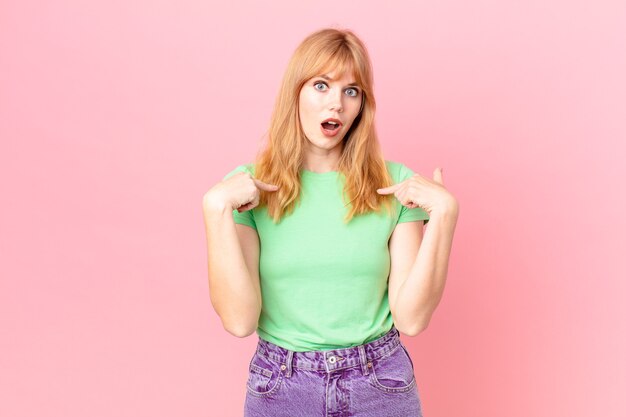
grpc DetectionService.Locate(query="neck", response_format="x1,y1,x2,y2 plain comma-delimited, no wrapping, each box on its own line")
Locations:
302,145,343,173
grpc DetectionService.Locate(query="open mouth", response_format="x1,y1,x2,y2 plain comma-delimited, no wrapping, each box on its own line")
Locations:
321,121,340,130
320,122,342,137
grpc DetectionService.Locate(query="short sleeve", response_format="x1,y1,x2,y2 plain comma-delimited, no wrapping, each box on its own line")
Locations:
222,164,257,230
394,162,430,225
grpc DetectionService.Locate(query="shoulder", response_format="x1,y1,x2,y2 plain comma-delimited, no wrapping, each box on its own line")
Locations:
222,162,256,180
384,160,414,182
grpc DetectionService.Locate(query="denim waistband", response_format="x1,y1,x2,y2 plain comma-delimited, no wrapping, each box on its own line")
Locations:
254,326,402,377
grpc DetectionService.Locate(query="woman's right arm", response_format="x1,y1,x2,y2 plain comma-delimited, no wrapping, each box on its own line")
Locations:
202,196,261,338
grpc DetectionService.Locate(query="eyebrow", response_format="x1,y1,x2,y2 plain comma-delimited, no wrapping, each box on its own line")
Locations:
319,74,359,87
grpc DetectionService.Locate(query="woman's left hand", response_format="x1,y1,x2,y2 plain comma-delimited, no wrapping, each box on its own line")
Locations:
376,167,459,216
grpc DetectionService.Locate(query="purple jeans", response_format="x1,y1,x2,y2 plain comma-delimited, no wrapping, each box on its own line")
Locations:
243,325,423,416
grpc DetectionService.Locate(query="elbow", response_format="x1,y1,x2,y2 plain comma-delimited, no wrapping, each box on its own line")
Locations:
213,297,261,338
221,311,259,338
224,321,257,338
397,319,429,337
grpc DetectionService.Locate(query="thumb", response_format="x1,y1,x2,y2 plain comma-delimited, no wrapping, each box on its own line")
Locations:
433,167,444,185
253,178,281,191
377,183,401,195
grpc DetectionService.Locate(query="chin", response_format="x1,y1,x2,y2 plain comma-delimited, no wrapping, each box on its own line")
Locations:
310,137,342,149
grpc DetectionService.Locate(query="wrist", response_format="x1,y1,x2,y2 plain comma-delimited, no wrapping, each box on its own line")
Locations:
202,192,231,214
429,201,459,221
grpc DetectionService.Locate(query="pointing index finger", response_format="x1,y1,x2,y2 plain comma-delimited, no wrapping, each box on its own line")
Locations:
376,182,402,194
253,178,280,191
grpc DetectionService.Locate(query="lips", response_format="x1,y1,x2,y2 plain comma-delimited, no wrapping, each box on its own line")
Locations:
320,125,341,138
321,118,343,131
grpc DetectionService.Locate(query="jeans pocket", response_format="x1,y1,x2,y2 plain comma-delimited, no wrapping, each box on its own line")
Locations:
246,353,284,397
368,343,416,393
400,343,415,373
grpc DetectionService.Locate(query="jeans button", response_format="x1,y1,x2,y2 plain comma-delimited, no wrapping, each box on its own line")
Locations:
328,356,337,364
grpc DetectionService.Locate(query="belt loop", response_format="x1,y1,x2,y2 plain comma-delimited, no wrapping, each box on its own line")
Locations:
358,345,369,376
284,349,294,378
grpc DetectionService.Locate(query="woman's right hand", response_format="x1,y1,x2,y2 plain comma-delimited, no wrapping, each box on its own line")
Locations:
203,171,280,213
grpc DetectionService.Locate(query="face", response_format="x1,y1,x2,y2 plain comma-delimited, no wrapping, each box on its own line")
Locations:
298,69,363,153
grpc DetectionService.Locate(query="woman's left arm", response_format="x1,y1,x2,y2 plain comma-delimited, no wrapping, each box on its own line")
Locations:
377,168,460,336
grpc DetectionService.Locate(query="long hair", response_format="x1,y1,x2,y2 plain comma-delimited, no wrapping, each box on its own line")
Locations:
252,27,396,224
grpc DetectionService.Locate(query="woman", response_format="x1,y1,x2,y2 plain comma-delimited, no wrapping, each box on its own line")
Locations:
203,27,459,417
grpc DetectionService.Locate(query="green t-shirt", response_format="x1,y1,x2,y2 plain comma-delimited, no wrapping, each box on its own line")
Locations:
222,160,429,351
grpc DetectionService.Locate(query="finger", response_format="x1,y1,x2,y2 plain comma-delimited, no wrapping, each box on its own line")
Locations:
396,184,408,205
433,167,444,185
253,178,280,191
237,202,254,212
376,183,402,195
400,189,417,208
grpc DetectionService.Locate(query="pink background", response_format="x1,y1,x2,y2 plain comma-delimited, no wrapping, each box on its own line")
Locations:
1,1,624,416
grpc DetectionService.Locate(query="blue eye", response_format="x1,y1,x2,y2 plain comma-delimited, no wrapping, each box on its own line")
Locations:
313,81,360,97
314,81,328,91
345,88,359,97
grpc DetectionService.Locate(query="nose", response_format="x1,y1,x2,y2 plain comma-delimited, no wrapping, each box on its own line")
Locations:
327,89,343,113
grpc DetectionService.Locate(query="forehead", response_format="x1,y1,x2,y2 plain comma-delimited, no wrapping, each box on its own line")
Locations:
316,69,358,84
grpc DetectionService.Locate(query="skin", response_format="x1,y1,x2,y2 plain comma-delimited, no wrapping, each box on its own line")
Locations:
298,69,363,173
377,168,454,215
377,168,459,335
